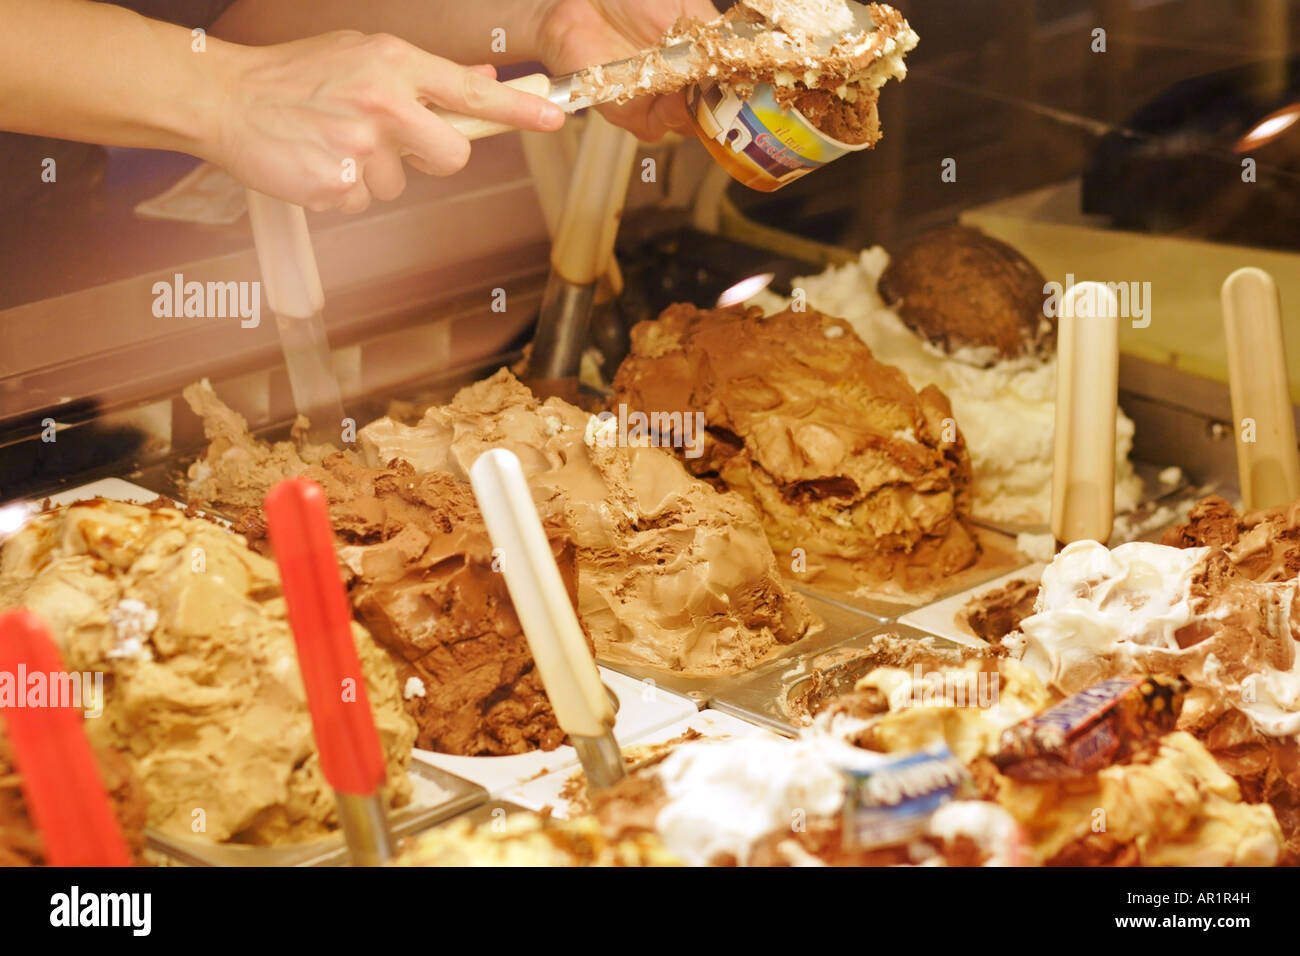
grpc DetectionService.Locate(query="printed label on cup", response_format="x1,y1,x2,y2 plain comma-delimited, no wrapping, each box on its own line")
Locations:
688,81,867,191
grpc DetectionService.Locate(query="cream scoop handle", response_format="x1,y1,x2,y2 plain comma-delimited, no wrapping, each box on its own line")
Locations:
1222,267,1300,511
1052,282,1119,546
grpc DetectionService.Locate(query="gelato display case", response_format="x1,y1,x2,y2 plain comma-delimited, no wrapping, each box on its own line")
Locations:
3,0,1300,874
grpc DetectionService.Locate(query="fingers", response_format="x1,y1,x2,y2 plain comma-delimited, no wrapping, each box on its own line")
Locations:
411,54,565,133
652,91,694,136
364,150,407,202
392,106,473,176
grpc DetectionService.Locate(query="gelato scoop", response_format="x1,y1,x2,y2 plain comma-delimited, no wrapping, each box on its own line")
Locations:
576,2,917,149
610,303,980,595
358,369,818,676
878,226,1056,363
0,500,416,845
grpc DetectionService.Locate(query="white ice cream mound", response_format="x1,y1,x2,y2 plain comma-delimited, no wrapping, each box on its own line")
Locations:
750,248,1143,526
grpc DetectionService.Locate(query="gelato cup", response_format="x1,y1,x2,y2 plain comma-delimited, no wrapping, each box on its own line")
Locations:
687,80,871,192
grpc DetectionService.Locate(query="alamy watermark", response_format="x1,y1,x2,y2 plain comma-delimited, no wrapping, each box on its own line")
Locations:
1043,274,1151,328
909,664,999,709
152,273,261,328
0,666,103,718
586,404,707,459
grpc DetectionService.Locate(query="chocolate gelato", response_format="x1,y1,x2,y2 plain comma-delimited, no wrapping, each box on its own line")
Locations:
1162,493,1300,580
1161,494,1300,861
959,577,1040,643
878,226,1056,363
262,455,581,757
610,304,980,596
0,500,416,845
359,369,818,676
0,724,148,866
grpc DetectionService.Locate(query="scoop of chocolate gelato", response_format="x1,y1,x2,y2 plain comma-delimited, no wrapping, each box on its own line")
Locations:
877,226,1054,364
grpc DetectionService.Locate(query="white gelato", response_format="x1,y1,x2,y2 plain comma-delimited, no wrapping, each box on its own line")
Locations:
751,248,1143,525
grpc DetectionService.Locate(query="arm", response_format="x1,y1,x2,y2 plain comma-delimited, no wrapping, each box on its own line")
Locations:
0,0,226,157
212,0,551,66
0,0,565,210
214,0,723,141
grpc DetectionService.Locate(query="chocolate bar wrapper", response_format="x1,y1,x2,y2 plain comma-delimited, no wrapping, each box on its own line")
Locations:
840,746,970,850
994,675,1186,780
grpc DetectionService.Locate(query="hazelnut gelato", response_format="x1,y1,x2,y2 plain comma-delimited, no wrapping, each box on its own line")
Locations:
0,500,416,845
183,378,332,514
358,369,818,676
610,303,980,596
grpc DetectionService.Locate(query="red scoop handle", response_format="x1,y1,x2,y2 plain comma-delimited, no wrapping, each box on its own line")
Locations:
264,479,386,795
0,609,132,866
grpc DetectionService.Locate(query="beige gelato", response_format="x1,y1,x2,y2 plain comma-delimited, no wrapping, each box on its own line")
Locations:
0,500,416,845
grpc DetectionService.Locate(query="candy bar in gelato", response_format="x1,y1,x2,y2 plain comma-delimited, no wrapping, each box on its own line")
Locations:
0,722,148,866
1009,539,1300,739
358,369,818,676
807,658,1281,865
994,731,1281,866
240,454,582,758
0,500,417,845
588,733,1020,866
610,303,980,596
750,229,1144,526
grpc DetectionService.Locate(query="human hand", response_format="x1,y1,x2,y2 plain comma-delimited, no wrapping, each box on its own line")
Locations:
534,0,721,141
214,31,565,212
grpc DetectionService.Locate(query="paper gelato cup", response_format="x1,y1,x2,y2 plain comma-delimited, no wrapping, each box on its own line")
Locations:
687,80,870,192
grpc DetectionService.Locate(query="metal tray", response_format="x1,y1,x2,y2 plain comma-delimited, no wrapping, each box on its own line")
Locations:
789,525,1027,621
594,591,881,706
709,623,966,737
146,761,487,867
